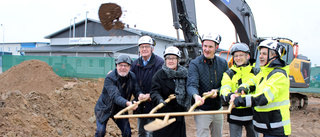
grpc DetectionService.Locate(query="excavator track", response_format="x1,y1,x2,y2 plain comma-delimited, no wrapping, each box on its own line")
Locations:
290,92,308,110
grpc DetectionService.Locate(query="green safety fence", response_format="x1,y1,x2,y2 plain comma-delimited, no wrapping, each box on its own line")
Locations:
2,55,118,78
2,55,320,93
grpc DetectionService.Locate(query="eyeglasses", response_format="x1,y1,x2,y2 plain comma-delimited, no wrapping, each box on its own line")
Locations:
165,57,178,61
233,54,246,58
140,45,152,49
118,64,130,68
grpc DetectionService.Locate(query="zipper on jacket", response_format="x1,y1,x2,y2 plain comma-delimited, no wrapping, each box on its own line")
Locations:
209,65,212,86
215,70,217,85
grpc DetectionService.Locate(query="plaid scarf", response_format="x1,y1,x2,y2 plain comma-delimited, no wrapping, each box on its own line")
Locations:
162,64,191,108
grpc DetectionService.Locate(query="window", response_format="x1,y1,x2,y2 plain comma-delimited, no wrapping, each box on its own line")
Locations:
99,59,105,68
281,43,294,64
76,59,82,67
89,59,94,67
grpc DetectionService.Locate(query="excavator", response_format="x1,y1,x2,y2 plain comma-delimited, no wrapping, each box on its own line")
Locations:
169,0,310,110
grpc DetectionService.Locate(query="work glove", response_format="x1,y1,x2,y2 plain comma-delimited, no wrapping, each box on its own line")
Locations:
233,96,245,107
223,93,234,103
238,87,249,94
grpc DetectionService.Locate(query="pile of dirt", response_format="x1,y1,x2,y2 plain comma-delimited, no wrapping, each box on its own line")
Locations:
0,60,65,94
0,59,136,136
99,3,125,31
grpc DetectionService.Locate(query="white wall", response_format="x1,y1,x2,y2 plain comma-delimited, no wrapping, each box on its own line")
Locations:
1,43,20,55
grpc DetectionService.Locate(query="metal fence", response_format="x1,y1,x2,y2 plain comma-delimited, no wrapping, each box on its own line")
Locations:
2,55,117,78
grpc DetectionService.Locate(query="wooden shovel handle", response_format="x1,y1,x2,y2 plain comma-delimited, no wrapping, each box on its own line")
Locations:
188,90,217,112
114,101,234,119
228,101,234,112
149,94,176,114
115,98,149,116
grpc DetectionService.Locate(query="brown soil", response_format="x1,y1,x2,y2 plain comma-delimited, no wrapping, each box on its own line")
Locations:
0,60,65,94
0,60,320,136
98,3,125,31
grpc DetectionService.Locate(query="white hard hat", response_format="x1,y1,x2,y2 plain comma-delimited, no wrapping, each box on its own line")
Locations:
138,35,156,46
201,32,221,45
163,46,181,58
258,39,286,57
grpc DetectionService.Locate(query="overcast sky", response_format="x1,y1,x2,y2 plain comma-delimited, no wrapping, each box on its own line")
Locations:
0,0,319,66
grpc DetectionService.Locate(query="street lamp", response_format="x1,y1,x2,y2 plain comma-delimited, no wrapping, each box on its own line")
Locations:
85,11,89,37
1,24,4,55
69,19,72,38
73,17,77,38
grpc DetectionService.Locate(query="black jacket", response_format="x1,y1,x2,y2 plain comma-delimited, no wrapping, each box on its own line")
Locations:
94,69,142,123
187,54,228,110
151,69,186,113
131,53,164,113
150,68,187,137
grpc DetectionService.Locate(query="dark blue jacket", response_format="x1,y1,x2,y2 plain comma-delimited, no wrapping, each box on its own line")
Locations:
131,53,164,113
94,69,142,123
187,54,228,110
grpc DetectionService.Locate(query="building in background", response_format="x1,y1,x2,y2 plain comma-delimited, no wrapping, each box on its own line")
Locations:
1,19,230,76
0,42,48,68
1,42,49,55
19,18,179,59
18,18,230,59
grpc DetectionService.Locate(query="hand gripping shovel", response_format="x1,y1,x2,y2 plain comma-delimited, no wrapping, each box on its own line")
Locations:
144,94,176,131
188,89,218,112
114,98,149,117
114,90,234,132
149,94,176,114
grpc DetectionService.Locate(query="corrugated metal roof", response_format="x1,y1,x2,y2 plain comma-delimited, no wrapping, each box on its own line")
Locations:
44,18,178,42
37,18,229,55
19,45,136,53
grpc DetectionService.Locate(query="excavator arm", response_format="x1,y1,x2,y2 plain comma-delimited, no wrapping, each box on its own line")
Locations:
208,0,258,62
170,0,259,64
170,0,200,65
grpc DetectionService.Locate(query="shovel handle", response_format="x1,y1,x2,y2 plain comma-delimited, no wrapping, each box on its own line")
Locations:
149,103,164,114
188,90,217,112
228,101,234,111
115,98,149,116
149,94,176,114
114,102,234,119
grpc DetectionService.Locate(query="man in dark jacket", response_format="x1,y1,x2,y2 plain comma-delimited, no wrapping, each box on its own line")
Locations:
187,32,228,137
94,54,149,137
130,35,164,137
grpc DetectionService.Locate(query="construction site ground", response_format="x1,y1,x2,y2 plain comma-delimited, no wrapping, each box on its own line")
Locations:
0,60,319,137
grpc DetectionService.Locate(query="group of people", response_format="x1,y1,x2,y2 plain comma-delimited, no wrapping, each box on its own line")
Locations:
94,32,291,137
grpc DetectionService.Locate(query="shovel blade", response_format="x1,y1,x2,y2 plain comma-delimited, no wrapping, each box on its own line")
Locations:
144,118,176,131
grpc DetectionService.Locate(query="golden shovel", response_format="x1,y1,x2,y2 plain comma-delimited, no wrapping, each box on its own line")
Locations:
114,90,233,132
144,94,176,131
114,98,149,116
144,90,217,132
149,94,176,114
144,113,176,131
188,89,218,112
